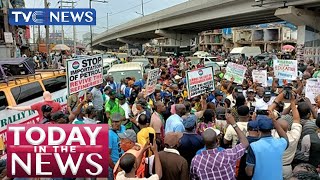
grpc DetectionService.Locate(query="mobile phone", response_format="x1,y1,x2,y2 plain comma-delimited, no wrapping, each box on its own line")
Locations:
249,106,255,115
256,110,269,115
149,133,155,145
284,87,292,100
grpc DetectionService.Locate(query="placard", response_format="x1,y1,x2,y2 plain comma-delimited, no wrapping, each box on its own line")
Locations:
145,68,159,96
306,79,320,104
186,67,214,99
273,59,297,80
67,55,103,95
252,70,267,87
224,62,247,84
7,124,109,178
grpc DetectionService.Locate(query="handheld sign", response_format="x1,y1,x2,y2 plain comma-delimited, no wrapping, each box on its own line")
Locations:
186,67,214,99
224,62,247,84
7,124,109,178
306,78,320,104
67,55,103,95
252,70,268,87
273,59,297,80
145,68,160,96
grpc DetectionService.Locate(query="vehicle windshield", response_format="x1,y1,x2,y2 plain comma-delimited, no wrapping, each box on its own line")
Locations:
108,70,142,83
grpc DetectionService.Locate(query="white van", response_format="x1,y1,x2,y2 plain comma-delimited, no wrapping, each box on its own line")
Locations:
228,46,262,60
103,58,120,74
107,62,145,83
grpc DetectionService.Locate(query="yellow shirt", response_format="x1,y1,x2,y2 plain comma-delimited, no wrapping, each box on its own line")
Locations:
137,127,156,146
137,127,156,157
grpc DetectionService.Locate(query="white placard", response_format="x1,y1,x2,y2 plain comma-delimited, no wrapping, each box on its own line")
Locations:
273,59,297,80
252,70,268,87
186,67,214,99
306,79,320,104
145,68,159,96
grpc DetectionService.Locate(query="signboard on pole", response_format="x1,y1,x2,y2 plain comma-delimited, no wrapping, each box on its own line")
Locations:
306,78,320,104
224,62,247,84
145,68,159,96
67,55,103,95
273,59,297,80
186,67,214,99
252,70,268,87
4,32,13,44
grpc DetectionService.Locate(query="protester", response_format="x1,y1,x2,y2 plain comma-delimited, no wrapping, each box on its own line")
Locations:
245,113,289,179
165,104,186,134
159,132,189,180
116,143,162,180
7,91,61,120
109,113,126,180
190,113,249,180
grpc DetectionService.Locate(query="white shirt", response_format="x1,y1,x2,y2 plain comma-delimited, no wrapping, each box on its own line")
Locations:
255,97,276,110
121,102,131,119
272,123,302,164
224,122,248,148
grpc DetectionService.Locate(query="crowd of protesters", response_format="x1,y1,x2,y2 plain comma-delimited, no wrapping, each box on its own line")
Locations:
4,53,320,180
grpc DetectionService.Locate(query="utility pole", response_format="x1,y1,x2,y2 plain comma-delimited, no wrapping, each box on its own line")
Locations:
141,0,144,17
72,1,76,55
45,0,51,64
58,1,65,44
33,26,35,44
38,25,41,52
52,25,56,44
89,0,108,54
58,1,77,54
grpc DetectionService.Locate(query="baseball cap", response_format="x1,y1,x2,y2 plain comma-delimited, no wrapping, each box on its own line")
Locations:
118,129,137,143
174,75,182,80
264,91,272,97
214,90,223,96
204,127,221,136
117,94,125,100
183,115,197,130
164,132,183,148
110,90,117,96
41,105,52,113
248,120,259,131
111,113,124,122
135,98,147,107
247,88,255,93
257,115,274,131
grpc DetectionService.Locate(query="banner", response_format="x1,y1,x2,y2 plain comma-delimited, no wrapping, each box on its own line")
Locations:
252,70,267,87
306,79,320,104
186,67,214,99
224,62,247,84
67,55,103,95
145,68,159,96
273,59,297,80
7,124,109,178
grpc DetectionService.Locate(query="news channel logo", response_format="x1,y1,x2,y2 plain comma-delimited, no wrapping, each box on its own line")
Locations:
9,8,96,25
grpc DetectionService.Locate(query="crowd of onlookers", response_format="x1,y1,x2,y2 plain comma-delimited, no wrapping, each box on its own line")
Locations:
3,53,320,180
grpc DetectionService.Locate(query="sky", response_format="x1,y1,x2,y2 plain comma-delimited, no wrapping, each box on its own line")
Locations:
25,0,188,43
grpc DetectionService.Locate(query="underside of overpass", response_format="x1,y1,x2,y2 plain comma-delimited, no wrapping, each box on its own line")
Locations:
92,0,320,50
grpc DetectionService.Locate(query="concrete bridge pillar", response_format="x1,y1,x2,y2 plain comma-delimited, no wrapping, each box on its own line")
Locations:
155,29,197,47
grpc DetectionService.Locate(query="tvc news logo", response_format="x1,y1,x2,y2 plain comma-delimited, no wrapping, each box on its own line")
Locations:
7,124,109,178
9,8,96,25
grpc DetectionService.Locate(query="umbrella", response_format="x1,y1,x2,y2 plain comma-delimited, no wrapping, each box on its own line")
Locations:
282,45,295,51
52,44,70,51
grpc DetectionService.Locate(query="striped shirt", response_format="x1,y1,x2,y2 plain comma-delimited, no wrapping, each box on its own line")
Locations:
190,143,246,180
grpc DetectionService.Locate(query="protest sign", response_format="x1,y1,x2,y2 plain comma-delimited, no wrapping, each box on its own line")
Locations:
7,124,109,178
306,79,320,104
224,62,247,84
252,70,268,87
273,59,297,80
186,67,214,99
145,68,159,96
67,55,103,95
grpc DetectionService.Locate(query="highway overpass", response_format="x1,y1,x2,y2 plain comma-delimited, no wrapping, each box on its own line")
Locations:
92,0,320,49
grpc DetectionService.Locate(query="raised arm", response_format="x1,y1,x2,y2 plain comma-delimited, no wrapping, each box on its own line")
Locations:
7,105,31,111
226,113,249,148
